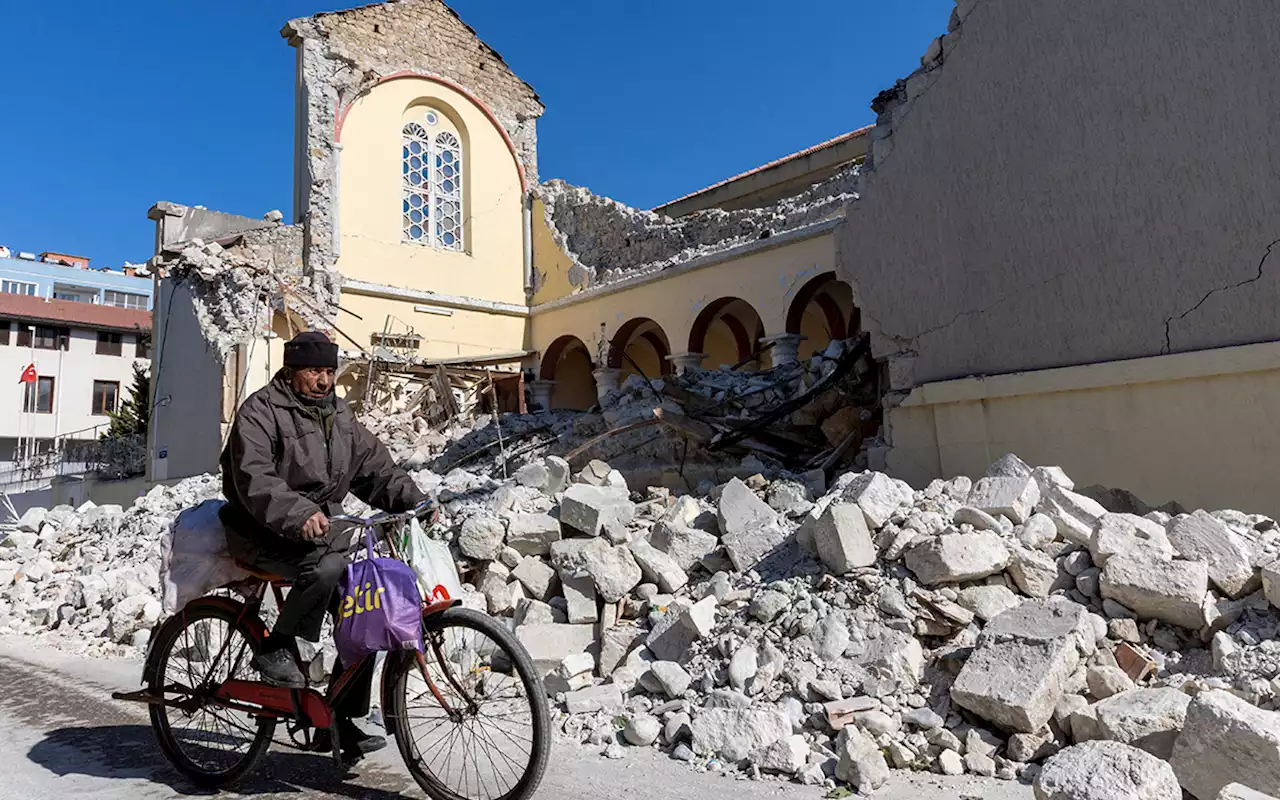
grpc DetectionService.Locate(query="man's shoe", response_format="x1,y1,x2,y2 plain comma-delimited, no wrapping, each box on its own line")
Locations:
251,647,306,688
338,719,386,763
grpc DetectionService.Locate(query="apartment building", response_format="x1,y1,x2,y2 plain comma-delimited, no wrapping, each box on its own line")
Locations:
0,247,152,310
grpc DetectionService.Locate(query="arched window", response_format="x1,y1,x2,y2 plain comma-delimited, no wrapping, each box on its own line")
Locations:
401,114,465,251
401,122,432,243
433,131,463,251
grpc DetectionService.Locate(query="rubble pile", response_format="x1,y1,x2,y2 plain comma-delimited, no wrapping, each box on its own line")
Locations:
418,452,1280,799
0,474,223,655
8,441,1280,797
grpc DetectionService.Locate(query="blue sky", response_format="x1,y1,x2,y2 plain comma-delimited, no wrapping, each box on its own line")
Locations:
0,0,953,268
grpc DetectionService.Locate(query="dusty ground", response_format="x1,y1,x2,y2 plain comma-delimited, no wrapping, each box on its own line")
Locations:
0,636,1032,800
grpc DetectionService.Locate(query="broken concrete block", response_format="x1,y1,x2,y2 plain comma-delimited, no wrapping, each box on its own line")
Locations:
957,584,1023,622
717,478,788,571
834,726,890,793
575,459,626,489
951,636,1080,733
1008,544,1071,598
645,660,692,698
1086,666,1134,700
1032,465,1076,493
691,707,791,762
505,513,562,557
1020,513,1060,547
839,471,913,529
1168,510,1259,599
515,623,596,675
544,651,595,695
564,684,623,715
628,539,688,593
1035,741,1180,800
955,506,1003,532
749,589,790,623
1089,513,1172,567
512,558,557,601
811,502,877,574
751,734,809,775
513,598,556,626
1088,688,1190,760
597,624,643,677
845,626,924,689
457,514,506,561
560,484,635,538
580,538,642,603
558,570,598,624
988,453,1033,478
904,530,1011,585
1040,485,1109,546
983,597,1088,645
1219,784,1280,800
968,476,1041,524
1171,689,1280,800
645,596,717,662
623,714,661,747
1099,553,1208,630
648,520,719,572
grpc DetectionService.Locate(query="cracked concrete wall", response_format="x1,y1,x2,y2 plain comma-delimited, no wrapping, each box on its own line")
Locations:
285,0,543,313
841,0,1280,388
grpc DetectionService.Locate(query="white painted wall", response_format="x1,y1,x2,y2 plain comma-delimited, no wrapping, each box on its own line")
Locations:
0,325,146,441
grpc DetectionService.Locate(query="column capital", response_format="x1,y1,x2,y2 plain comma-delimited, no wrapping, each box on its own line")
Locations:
759,333,807,367
664,352,706,375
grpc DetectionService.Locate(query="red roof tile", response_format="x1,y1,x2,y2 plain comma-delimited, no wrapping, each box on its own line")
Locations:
0,294,151,332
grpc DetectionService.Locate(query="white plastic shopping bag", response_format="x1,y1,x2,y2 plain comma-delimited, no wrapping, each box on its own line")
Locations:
160,499,251,613
400,517,463,603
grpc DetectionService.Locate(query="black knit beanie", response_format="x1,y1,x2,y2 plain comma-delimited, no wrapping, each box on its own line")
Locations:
283,331,339,369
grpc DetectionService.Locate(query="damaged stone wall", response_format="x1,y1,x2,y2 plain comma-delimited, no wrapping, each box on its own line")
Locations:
534,163,859,295
839,0,1280,387
284,0,544,308
161,224,308,359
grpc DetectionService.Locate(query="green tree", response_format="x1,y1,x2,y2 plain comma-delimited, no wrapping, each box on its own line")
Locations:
106,362,151,439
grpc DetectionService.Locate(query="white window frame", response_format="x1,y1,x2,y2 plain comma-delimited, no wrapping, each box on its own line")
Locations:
402,121,464,251
0,280,38,296
103,290,147,310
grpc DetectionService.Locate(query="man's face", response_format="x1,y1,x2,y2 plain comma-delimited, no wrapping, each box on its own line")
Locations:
291,367,335,398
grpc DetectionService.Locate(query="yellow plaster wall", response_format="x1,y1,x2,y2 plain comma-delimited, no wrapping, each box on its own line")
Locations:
886,340,1280,517
531,197,577,305
337,292,526,364
622,339,664,381
531,233,836,374
336,77,526,312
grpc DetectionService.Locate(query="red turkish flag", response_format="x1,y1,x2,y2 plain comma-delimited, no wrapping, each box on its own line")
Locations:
19,364,36,384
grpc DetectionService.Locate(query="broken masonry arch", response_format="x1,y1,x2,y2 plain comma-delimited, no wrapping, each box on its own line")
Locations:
539,333,596,410
689,297,767,370
786,272,859,361
608,317,673,380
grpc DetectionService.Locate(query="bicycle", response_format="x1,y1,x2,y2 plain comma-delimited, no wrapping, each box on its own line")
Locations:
112,502,551,800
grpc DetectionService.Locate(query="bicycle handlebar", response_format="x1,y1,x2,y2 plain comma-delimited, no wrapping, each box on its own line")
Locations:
329,498,437,528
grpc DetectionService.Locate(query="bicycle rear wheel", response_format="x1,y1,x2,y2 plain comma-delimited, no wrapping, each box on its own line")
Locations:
386,607,550,800
144,598,276,787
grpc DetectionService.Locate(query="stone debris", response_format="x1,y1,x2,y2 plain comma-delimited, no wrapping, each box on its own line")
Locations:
14,450,1280,797
1035,740,1181,800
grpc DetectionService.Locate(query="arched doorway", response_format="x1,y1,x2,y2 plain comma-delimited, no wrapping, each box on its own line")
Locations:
540,335,597,410
608,318,672,380
786,273,858,361
689,298,766,371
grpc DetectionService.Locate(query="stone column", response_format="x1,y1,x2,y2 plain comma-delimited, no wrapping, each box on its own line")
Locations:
760,333,807,368
529,379,556,411
664,352,707,375
591,367,622,404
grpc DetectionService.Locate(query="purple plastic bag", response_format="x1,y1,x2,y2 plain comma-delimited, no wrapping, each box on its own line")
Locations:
334,529,424,667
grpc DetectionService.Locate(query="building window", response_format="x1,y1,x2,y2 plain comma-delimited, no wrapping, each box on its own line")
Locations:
0,321,9,346
97,331,123,356
103,290,147,310
433,131,463,251
135,335,149,359
371,333,423,350
23,376,54,414
1,280,37,296
53,288,93,303
402,120,464,251
23,325,69,350
91,380,119,416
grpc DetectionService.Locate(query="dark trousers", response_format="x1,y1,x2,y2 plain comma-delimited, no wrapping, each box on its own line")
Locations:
233,523,375,719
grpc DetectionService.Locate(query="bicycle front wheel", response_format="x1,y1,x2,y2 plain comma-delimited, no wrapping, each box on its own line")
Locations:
386,607,550,800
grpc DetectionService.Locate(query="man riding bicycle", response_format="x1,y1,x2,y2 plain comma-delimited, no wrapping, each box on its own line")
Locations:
218,330,428,763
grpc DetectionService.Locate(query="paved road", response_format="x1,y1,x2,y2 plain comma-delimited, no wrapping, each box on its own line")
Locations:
0,637,1031,800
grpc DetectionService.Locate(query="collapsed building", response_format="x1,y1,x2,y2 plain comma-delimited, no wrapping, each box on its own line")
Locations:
145,0,1280,518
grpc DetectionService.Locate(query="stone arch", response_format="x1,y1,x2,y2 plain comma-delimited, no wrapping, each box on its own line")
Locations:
689,297,767,371
786,272,858,360
608,318,672,379
540,334,596,410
